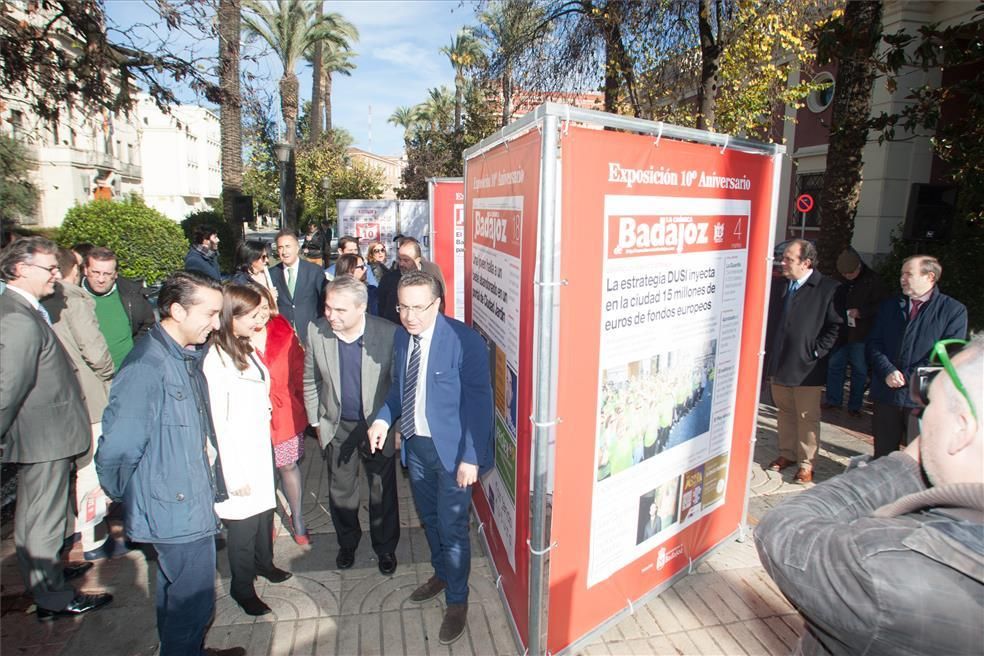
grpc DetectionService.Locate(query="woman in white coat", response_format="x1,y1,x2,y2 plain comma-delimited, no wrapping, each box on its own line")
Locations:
204,283,291,616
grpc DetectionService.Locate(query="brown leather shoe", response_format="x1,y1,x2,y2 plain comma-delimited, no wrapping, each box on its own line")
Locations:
409,576,447,602
439,603,468,645
768,456,795,472
794,467,813,484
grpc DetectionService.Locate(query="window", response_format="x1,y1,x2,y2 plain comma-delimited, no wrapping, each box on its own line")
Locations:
10,110,24,140
807,72,835,113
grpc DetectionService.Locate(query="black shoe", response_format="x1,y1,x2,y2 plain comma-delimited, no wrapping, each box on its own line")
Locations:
62,561,93,581
37,592,113,621
258,567,292,583
236,596,271,616
377,552,397,576
204,648,246,656
336,547,355,570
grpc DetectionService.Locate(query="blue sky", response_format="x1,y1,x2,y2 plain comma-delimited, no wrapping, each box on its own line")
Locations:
105,0,479,156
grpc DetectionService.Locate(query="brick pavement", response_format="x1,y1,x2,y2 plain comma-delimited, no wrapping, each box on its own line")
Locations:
0,404,874,655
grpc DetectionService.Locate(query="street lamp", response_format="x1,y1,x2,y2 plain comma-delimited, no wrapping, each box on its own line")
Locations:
321,176,331,226
274,141,292,231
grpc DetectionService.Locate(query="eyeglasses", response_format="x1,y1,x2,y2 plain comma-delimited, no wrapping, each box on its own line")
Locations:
395,298,438,317
26,263,60,276
931,339,978,421
354,264,366,270
370,248,385,254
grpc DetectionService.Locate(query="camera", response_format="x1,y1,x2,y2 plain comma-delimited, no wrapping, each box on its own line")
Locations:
910,366,943,406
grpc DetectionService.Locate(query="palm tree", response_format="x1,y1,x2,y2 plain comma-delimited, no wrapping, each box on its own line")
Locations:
476,0,544,127
307,42,357,135
440,28,484,132
306,5,357,143
417,87,455,132
388,105,420,141
242,0,348,228
218,0,243,226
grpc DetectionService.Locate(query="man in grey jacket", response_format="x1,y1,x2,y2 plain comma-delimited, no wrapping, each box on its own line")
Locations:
0,237,112,619
304,276,400,575
756,333,983,655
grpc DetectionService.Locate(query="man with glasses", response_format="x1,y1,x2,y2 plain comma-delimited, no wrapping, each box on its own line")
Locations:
867,255,967,457
367,271,493,645
83,246,155,369
0,237,113,620
756,334,983,655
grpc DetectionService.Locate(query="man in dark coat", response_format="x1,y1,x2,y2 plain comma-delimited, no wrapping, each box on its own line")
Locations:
823,250,888,415
764,239,842,483
183,224,222,281
866,255,967,457
0,237,113,619
270,230,326,343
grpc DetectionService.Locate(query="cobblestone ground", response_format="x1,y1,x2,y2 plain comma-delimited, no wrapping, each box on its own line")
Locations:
0,403,873,655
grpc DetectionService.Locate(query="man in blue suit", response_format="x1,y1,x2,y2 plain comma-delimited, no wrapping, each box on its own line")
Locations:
367,271,493,646
270,230,326,343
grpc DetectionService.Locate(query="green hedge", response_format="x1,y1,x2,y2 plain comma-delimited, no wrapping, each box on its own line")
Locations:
58,197,186,284
180,209,239,274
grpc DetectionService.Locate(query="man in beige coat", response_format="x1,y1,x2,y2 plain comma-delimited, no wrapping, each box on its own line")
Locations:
42,248,119,561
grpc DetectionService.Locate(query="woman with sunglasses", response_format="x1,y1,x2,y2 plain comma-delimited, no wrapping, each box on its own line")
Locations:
204,283,291,617
232,240,277,301
365,241,389,284
336,253,379,316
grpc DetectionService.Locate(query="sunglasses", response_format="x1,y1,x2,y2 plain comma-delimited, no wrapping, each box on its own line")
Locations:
370,248,385,254
911,339,978,421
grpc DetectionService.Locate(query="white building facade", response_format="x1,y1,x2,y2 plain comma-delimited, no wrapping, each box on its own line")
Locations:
136,97,221,222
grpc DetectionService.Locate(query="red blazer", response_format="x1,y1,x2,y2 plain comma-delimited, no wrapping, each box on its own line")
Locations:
259,314,308,445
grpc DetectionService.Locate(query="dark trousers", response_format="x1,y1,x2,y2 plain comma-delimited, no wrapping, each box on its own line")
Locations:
155,535,216,656
873,402,919,458
327,420,399,554
14,457,75,611
223,509,275,602
405,436,472,605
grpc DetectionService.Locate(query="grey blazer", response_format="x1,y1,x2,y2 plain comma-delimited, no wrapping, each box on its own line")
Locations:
0,290,90,463
303,313,397,454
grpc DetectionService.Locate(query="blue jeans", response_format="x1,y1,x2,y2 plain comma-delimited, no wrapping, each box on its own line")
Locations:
825,343,868,412
405,437,472,605
155,536,216,656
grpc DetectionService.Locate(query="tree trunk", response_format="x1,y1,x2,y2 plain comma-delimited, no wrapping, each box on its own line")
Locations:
323,71,333,133
309,1,323,144
280,72,299,230
696,0,721,131
218,0,242,227
817,1,883,273
501,63,512,127
454,70,464,132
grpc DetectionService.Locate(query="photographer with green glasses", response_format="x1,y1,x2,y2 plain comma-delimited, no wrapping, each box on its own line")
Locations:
756,334,983,656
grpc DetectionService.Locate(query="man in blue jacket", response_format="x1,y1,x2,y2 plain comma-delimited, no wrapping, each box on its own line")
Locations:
96,271,242,656
184,225,222,280
867,255,967,457
367,271,493,646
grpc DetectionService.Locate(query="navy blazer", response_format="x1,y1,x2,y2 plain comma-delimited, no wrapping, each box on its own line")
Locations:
270,259,326,344
375,314,494,474
867,289,967,407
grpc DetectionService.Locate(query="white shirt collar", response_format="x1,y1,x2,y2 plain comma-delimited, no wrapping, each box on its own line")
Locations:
7,284,40,309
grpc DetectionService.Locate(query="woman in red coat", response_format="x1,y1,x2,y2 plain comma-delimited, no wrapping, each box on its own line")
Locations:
247,282,310,545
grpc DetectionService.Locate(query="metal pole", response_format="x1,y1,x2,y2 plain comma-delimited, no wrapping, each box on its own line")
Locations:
528,113,560,656
279,161,287,232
